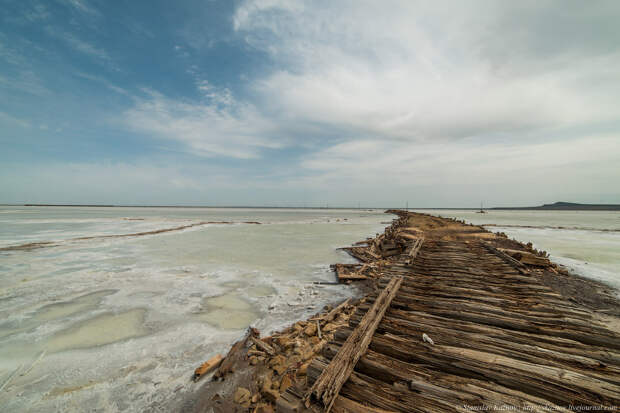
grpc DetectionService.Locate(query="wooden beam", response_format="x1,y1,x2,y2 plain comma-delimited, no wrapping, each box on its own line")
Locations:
305,276,403,412
407,237,424,265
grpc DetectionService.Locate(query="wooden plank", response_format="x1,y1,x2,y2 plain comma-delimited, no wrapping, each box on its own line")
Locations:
407,237,424,265
305,276,403,412
482,242,529,274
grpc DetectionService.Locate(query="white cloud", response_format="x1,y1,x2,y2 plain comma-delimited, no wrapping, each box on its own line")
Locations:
123,88,282,159
293,133,620,206
62,0,619,205
234,0,620,141
61,31,110,61
62,0,99,16
45,27,111,64
0,111,32,128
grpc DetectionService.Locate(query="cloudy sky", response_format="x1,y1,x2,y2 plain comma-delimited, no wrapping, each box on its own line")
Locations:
1,0,619,207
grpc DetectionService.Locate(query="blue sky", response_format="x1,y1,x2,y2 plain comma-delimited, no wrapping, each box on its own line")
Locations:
1,0,619,207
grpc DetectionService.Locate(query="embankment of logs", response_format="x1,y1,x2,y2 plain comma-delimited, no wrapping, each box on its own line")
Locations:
281,210,620,412
194,210,620,412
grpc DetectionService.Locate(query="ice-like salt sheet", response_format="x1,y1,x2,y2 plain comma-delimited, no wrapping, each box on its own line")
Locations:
198,293,260,329
32,290,117,323
46,309,149,352
0,207,397,411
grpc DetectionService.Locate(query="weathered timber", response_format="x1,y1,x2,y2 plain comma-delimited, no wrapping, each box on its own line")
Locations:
306,276,403,412
482,242,529,274
299,211,620,412
498,247,552,266
214,327,257,379
250,336,276,356
193,354,224,382
406,237,424,265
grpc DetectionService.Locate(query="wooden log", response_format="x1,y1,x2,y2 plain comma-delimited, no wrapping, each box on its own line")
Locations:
250,336,275,356
396,232,419,241
305,276,403,412
343,314,620,386
332,395,399,413
324,298,351,322
351,332,620,406
321,343,570,413
482,242,529,274
338,273,369,281
193,354,224,382
498,248,552,267
307,357,458,413
347,309,620,365
214,327,257,379
407,237,424,265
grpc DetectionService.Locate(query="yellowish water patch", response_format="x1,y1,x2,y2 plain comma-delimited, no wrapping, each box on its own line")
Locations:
247,285,276,298
199,293,259,329
0,290,117,340
46,309,148,352
33,290,117,323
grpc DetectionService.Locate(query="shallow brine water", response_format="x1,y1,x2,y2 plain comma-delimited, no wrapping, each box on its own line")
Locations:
0,207,387,412
1,207,618,412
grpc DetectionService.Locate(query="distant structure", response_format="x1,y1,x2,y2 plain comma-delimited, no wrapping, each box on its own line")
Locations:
477,201,486,214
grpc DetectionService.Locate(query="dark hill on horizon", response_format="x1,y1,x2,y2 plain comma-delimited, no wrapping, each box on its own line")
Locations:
492,202,620,211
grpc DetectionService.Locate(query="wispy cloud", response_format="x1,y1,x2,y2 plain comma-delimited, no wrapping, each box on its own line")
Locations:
233,1,620,143
61,0,100,16
0,111,32,128
52,28,109,61
75,72,129,95
0,71,51,96
123,87,282,159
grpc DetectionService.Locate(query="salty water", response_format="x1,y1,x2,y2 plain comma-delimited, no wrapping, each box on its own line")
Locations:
0,207,387,412
0,207,619,412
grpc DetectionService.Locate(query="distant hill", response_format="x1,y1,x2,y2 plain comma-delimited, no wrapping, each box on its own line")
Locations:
492,202,620,211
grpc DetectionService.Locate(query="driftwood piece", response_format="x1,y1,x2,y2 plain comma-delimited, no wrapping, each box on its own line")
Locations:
324,298,351,322
306,276,403,412
250,336,276,356
214,327,258,379
193,354,224,382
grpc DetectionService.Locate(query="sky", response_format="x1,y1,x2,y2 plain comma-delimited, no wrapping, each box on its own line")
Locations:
1,0,619,207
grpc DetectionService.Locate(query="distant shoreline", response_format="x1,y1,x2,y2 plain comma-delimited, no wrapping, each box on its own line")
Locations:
1,201,619,211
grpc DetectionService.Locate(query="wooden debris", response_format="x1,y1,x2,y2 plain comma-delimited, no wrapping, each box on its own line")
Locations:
295,211,620,412
233,387,251,407
214,327,258,379
306,276,403,412
197,211,620,413
498,248,552,267
251,336,276,357
482,242,529,274
193,354,224,382
406,237,424,265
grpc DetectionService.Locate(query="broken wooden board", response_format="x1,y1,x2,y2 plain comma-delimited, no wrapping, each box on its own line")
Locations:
306,276,403,412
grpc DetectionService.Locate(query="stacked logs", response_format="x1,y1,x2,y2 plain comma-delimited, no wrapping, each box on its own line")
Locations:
296,212,620,412
334,213,424,282
195,298,360,412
